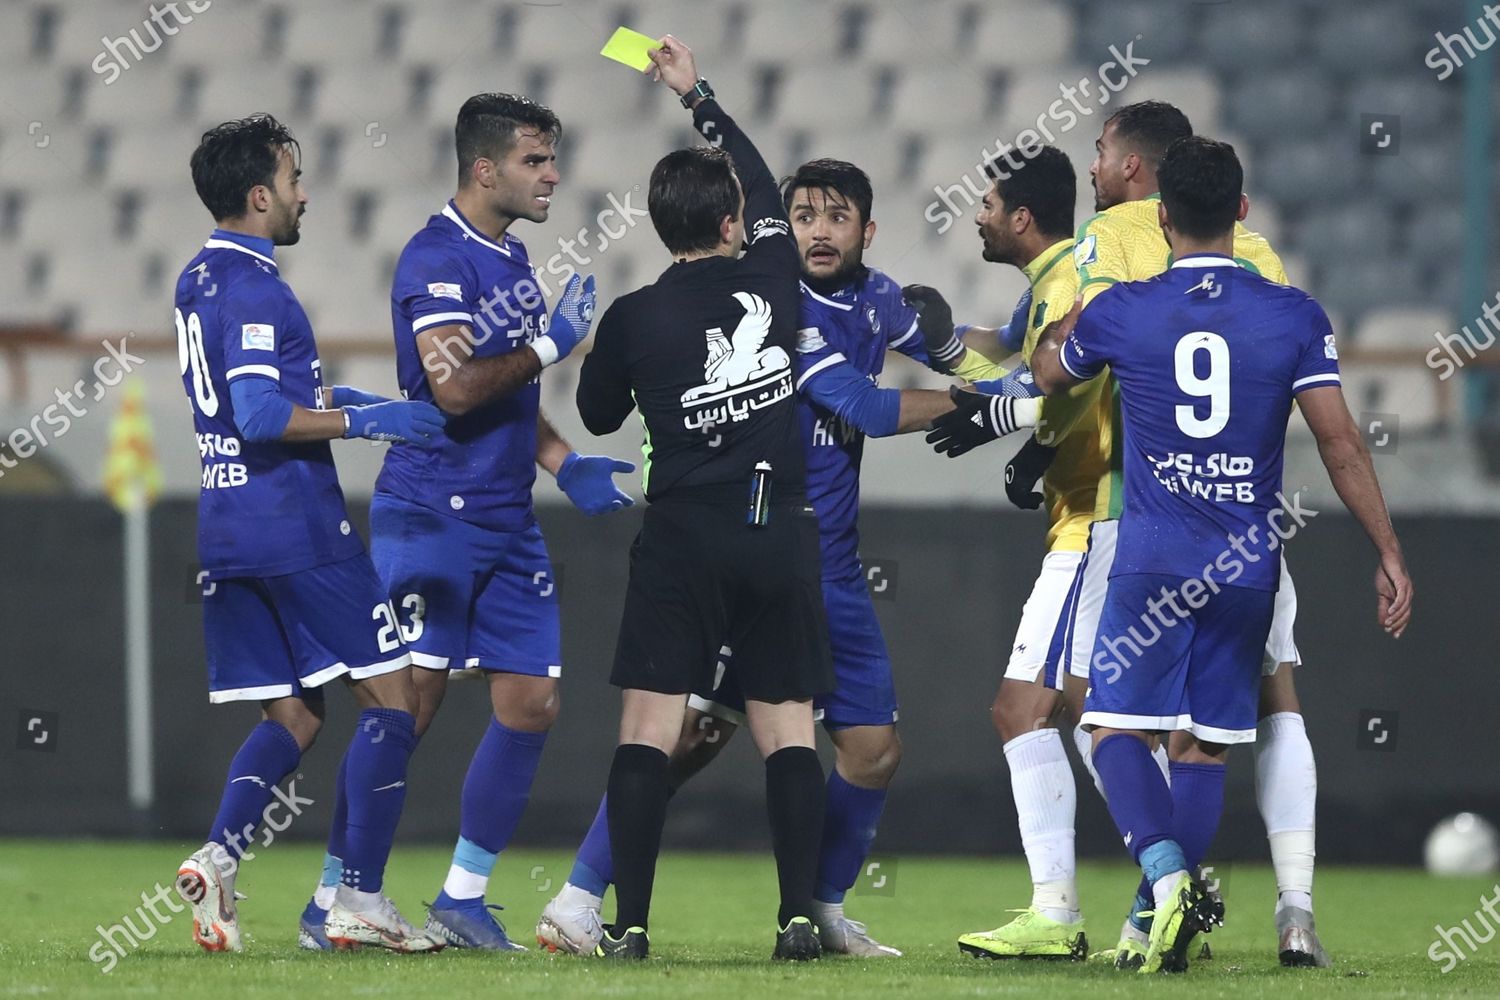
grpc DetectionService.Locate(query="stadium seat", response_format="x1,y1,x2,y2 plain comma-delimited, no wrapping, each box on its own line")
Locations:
1128,68,1221,136
1311,4,1421,75
1367,144,1462,207
1075,0,1193,63
1295,204,1399,261
190,64,303,126
426,61,550,127
398,2,509,64
1338,362,1445,432
738,3,852,64
1313,259,1424,319
795,128,908,190
279,248,393,342
970,1,1075,68
278,4,396,63
858,1,970,65
0,63,85,122
1405,202,1466,268
306,65,423,127
538,64,660,128
101,125,205,188
510,1,624,63
635,0,735,58
1224,69,1333,140
158,1,275,65
770,65,881,130
1196,2,1306,71
1357,307,1455,350
0,4,45,64
1250,136,1365,209
81,64,190,126
1347,75,1460,140
334,120,451,195
888,67,1001,132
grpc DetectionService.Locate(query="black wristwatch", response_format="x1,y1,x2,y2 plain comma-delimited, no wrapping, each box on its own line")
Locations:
681,78,714,108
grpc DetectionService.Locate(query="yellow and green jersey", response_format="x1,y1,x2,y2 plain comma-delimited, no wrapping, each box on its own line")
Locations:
951,239,1105,553
1073,195,1286,521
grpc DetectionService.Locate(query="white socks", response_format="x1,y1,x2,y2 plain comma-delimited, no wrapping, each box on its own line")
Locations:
1004,728,1079,923
313,884,337,909
442,865,489,901
1256,712,1318,911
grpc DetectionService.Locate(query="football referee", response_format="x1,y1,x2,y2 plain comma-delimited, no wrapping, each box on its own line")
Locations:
576,36,833,961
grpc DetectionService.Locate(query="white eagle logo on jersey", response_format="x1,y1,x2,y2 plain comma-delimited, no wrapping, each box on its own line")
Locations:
682,292,789,402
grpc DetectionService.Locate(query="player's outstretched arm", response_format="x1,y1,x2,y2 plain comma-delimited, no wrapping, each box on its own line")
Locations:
229,375,444,445
419,274,596,415
1029,298,1086,396
1298,385,1413,637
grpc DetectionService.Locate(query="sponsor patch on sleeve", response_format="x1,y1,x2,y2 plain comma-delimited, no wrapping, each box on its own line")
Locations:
1324,333,1339,360
796,326,827,354
426,282,464,301
240,323,275,351
1073,234,1098,268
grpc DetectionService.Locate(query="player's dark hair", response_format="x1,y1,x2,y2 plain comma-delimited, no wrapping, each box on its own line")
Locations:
983,146,1075,239
648,146,742,256
455,92,561,183
779,158,873,225
190,113,300,222
1158,136,1243,240
1104,100,1193,170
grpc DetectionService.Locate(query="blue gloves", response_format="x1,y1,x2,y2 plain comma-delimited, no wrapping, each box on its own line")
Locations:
331,385,390,408
534,273,598,367
557,451,635,515
1000,288,1033,353
975,361,1043,399
342,399,446,444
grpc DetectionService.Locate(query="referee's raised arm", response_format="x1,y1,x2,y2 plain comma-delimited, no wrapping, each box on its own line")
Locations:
647,35,796,272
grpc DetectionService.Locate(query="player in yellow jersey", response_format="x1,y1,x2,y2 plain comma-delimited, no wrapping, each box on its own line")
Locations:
907,148,1108,961
931,103,1330,970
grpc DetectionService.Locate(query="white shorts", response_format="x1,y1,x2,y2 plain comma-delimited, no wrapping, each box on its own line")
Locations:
1003,521,1118,688
1262,557,1300,674
1072,521,1298,679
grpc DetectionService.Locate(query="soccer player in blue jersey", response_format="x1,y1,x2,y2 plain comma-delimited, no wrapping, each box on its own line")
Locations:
1030,136,1413,973
173,114,447,954
536,157,973,956
297,93,631,952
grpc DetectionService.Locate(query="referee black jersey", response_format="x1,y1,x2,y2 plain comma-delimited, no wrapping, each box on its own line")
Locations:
577,99,805,504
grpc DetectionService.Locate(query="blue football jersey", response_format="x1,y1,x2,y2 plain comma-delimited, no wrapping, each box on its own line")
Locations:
1060,255,1341,591
174,229,363,578
792,267,926,580
376,202,547,530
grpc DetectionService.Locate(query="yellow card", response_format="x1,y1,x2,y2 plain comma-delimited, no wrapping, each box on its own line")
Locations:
600,26,661,72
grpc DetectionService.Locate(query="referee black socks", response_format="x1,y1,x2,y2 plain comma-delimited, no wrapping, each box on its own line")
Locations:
765,745,826,929
607,743,672,932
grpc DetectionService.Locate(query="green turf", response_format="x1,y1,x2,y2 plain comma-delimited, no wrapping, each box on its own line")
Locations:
1,840,1496,998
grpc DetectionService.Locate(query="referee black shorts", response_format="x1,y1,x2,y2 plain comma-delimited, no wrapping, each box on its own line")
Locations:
610,498,833,704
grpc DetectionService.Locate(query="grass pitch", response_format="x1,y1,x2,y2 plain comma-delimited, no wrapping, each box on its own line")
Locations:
1,840,1495,998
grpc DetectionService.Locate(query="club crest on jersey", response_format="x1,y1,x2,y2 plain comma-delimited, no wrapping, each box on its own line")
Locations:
865,304,881,338
426,282,463,301
241,323,274,351
1324,334,1339,360
680,292,792,430
1074,234,1098,267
